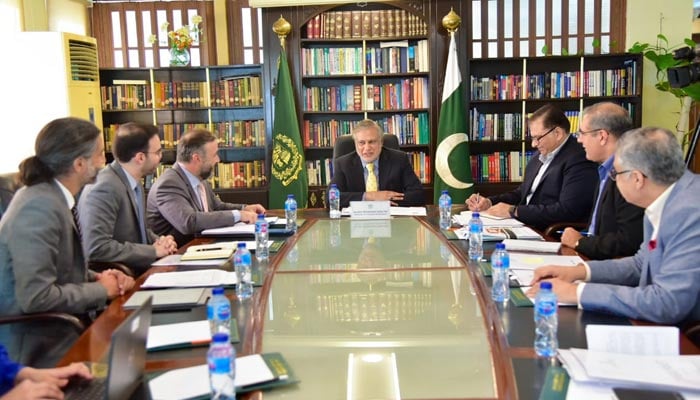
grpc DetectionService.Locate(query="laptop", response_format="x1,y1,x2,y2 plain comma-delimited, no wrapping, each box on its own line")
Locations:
65,297,152,400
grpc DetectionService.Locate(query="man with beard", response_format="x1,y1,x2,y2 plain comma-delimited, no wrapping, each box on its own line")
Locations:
0,117,134,367
147,128,265,246
78,123,178,273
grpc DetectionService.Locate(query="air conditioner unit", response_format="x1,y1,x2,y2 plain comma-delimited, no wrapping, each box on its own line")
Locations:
1,32,102,173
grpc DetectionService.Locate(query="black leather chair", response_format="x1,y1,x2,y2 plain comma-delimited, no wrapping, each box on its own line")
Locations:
332,133,401,160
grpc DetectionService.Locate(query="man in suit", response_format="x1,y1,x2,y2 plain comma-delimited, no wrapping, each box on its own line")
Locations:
0,118,134,367
466,104,598,230
147,128,266,246
329,119,424,208
531,127,700,325
560,102,644,259
78,123,178,274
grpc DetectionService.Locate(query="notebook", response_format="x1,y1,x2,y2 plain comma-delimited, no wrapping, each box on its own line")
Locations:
65,297,152,400
123,288,209,310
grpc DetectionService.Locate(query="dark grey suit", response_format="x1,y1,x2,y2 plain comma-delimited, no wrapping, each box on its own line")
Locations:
0,181,107,366
582,171,700,324
78,161,158,272
146,164,245,246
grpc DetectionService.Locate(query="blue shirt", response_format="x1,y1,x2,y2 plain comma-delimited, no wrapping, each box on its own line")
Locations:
588,155,615,234
0,345,22,395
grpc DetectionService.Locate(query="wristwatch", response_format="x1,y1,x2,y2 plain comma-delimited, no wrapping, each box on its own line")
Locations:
508,205,516,217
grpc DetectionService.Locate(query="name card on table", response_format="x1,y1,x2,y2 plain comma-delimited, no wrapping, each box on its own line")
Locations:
349,201,390,220
351,219,392,238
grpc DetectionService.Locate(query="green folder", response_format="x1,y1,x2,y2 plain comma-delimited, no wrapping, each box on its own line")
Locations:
509,287,534,307
237,352,300,393
538,365,570,400
147,319,240,352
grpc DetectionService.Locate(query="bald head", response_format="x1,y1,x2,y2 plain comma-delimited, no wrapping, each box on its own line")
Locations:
581,102,633,139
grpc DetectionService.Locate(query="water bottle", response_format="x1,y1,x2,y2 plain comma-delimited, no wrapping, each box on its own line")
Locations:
284,194,298,232
438,190,452,229
233,243,253,300
329,219,341,248
468,212,484,261
328,184,341,219
207,333,235,400
491,243,510,303
534,281,559,357
207,287,231,335
254,214,269,261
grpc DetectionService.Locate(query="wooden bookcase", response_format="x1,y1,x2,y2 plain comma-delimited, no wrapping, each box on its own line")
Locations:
99,64,270,206
467,53,643,197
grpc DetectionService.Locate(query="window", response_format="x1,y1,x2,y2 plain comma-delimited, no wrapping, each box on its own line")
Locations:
227,0,264,64
470,0,627,58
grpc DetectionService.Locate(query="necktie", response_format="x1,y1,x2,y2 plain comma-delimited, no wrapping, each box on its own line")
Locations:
134,184,147,244
198,182,209,212
71,205,82,242
366,163,378,192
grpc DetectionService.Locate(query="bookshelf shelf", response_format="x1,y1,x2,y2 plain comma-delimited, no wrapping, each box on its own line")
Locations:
99,64,270,206
467,53,643,187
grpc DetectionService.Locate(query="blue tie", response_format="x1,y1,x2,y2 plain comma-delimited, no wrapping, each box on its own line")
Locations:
134,184,147,244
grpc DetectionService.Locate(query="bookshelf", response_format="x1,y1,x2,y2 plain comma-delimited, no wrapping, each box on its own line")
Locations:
467,53,643,196
99,64,269,206
297,3,433,207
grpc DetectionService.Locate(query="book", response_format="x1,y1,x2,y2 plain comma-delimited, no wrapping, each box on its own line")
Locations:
148,353,299,397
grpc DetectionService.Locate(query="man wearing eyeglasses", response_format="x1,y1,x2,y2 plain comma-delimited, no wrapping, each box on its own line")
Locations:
531,127,700,325
558,102,644,260
78,123,178,274
466,104,598,230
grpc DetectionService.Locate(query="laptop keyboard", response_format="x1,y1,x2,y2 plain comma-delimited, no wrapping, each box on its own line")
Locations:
64,377,106,400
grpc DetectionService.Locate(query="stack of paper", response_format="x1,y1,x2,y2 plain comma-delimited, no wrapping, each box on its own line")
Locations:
453,226,543,241
502,239,561,253
141,269,237,288
453,211,524,228
181,243,235,261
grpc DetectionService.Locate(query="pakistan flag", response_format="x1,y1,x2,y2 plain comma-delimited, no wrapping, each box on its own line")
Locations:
433,32,473,204
269,51,308,209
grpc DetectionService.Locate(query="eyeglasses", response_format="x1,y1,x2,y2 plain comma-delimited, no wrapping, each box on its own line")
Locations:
530,126,556,143
608,167,633,181
145,149,163,156
573,129,601,139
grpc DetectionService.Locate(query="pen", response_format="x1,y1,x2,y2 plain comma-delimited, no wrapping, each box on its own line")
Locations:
555,230,593,237
196,247,223,251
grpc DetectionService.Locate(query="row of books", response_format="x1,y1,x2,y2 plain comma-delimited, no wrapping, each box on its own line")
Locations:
471,64,639,101
407,151,431,183
303,120,352,147
376,112,429,145
470,151,536,183
105,121,264,151
101,84,152,110
153,81,209,108
210,75,263,107
302,84,362,112
469,110,524,141
304,9,428,40
147,161,266,189
302,79,429,112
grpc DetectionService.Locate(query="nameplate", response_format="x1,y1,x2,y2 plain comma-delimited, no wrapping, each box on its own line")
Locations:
349,201,391,220
350,219,392,238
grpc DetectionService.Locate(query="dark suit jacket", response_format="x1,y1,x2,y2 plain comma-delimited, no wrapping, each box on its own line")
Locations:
146,164,245,246
575,177,644,260
329,147,424,208
489,135,598,230
78,161,159,272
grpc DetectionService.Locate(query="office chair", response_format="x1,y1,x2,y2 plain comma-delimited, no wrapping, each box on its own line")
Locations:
332,133,401,160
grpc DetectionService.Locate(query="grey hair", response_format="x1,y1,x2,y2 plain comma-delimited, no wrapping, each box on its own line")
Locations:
581,102,634,139
351,119,383,143
616,126,685,185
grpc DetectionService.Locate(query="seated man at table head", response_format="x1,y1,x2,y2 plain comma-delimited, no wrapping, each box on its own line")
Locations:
329,119,425,208
465,104,598,230
0,343,92,399
0,117,134,367
559,102,644,260
531,126,700,325
146,128,266,246
78,123,177,273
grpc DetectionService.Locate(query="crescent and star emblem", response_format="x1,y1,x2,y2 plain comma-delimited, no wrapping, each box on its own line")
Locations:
435,133,473,189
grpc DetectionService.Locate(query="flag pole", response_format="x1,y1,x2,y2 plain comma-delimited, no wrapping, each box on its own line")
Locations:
442,7,461,35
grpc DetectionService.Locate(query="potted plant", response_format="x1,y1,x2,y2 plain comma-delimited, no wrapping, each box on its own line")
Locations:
629,34,700,154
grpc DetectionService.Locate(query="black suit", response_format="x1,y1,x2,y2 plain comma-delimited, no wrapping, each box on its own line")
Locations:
489,135,598,230
330,147,425,208
575,177,644,260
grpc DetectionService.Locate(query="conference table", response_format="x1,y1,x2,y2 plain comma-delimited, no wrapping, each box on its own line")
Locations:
59,206,699,399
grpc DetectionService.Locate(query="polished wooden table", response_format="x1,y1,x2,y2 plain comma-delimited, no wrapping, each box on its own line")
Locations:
59,207,699,400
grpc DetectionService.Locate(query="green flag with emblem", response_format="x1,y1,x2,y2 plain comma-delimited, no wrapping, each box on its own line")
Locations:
269,50,308,209
433,32,474,204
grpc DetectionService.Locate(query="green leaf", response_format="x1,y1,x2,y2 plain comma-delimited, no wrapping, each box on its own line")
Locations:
682,83,700,102
541,44,549,55
592,38,601,48
657,34,669,44
562,48,569,56
684,38,696,48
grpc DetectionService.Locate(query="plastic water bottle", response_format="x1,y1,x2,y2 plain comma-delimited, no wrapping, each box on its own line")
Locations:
468,212,484,261
233,243,253,300
254,214,269,261
438,190,452,229
328,184,341,219
207,287,231,335
491,243,510,303
207,333,235,400
285,194,297,232
329,219,341,248
534,281,559,357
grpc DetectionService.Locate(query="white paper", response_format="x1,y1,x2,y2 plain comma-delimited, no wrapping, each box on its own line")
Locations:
388,206,427,216
349,201,391,219
123,288,207,309
502,239,561,253
566,380,700,400
147,320,212,350
187,241,269,251
151,254,228,267
508,253,583,270
454,211,524,227
148,355,278,399
141,270,237,288
200,222,256,236
453,226,543,241
585,325,680,356
513,286,578,306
